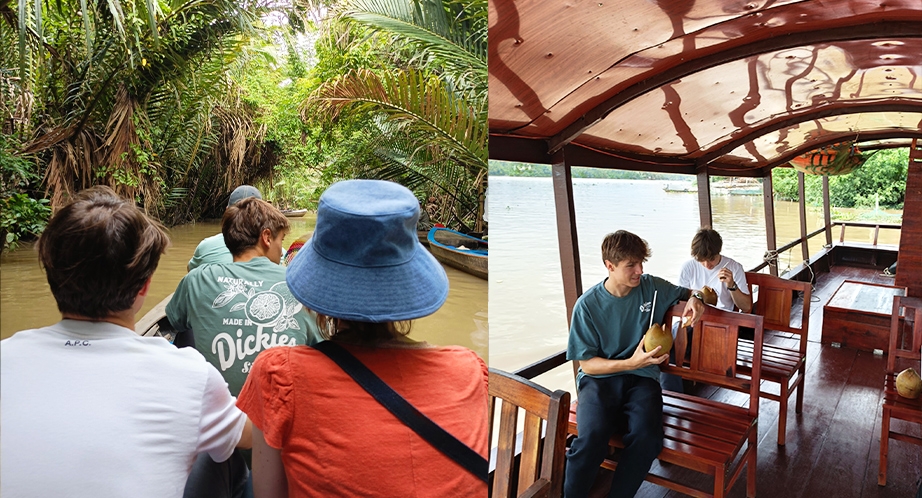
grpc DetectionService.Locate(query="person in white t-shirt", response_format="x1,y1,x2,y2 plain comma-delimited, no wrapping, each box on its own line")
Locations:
0,186,251,498
678,227,752,313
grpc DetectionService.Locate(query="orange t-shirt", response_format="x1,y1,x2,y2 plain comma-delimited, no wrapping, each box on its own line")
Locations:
237,343,489,497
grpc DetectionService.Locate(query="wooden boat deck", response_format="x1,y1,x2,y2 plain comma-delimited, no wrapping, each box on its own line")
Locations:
585,265,922,498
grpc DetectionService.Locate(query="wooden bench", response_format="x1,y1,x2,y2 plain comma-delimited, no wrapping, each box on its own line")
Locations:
739,271,811,446
567,303,764,498
490,368,570,498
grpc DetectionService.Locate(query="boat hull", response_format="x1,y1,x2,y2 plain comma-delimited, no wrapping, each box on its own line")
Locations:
427,228,488,280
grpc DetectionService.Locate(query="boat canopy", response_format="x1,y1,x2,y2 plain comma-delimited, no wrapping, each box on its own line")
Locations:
489,0,922,175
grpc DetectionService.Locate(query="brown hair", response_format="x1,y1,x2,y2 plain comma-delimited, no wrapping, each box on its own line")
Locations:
37,186,170,319
315,314,412,346
601,230,650,266
221,197,289,257
690,227,722,261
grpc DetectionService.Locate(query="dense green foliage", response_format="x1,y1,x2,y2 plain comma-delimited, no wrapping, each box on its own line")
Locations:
1,0,488,249
0,135,49,250
772,148,909,210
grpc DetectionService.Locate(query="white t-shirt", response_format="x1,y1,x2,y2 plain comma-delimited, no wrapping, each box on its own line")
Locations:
1,320,246,498
678,255,750,311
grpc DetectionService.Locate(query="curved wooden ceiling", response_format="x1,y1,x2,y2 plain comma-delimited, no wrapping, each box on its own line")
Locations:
488,0,922,176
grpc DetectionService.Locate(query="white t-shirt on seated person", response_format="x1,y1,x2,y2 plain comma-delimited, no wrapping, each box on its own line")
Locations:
678,255,750,311
0,319,246,498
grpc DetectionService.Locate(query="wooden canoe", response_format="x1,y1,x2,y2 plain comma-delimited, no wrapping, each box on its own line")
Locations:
282,209,308,218
427,227,487,280
136,293,184,345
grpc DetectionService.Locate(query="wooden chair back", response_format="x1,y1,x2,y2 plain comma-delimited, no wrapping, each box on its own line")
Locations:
878,295,922,486
489,368,570,498
745,271,811,341
887,295,922,372
662,302,764,414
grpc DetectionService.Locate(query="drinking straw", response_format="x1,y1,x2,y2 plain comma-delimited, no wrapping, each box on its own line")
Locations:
649,290,657,329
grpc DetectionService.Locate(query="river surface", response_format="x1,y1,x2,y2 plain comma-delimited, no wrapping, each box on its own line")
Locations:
487,175,901,395
0,215,488,359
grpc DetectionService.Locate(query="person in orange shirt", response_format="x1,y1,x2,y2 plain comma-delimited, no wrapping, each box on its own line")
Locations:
236,179,488,497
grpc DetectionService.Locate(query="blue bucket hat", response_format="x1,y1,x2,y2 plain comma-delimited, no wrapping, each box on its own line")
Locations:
286,180,448,322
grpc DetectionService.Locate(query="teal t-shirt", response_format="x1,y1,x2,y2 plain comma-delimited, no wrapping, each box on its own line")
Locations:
567,275,688,386
188,233,233,271
166,257,323,395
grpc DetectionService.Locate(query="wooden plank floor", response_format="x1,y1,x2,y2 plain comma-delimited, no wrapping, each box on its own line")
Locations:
585,266,922,498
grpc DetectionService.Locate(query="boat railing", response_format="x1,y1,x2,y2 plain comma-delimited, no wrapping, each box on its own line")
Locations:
750,220,900,273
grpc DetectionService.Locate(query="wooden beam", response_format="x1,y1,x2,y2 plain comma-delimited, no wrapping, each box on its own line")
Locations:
823,176,832,248
763,173,778,276
697,170,712,229
798,172,809,262
551,151,582,323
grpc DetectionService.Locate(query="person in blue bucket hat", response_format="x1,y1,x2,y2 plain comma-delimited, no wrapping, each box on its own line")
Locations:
236,179,488,497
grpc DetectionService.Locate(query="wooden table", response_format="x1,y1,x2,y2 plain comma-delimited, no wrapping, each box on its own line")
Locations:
822,280,906,352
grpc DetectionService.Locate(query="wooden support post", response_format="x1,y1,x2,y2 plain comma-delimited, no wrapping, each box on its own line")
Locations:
798,172,810,263
697,169,713,228
551,151,583,385
763,173,778,276
823,176,832,248
551,151,582,324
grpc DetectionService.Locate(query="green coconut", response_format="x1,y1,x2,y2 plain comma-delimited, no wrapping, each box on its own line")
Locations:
643,323,672,358
895,368,922,399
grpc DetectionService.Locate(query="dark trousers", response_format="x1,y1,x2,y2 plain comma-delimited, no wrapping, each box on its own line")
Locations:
565,374,663,498
184,448,252,498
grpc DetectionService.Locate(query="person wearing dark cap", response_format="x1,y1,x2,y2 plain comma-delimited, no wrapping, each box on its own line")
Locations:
188,185,262,271
236,180,488,497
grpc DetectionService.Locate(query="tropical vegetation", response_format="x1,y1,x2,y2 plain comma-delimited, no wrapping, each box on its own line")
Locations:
0,0,487,252
772,148,909,210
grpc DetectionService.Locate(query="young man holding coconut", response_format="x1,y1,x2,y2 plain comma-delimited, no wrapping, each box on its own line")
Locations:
565,230,704,498
678,227,752,313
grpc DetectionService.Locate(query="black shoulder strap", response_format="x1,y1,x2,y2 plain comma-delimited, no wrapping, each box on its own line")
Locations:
312,340,487,482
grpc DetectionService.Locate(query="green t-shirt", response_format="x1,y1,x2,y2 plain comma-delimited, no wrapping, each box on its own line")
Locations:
166,257,322,395
567,275,688,386
188,233,233,271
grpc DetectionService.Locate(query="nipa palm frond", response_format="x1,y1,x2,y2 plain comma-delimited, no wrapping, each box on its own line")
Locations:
306,67,486,175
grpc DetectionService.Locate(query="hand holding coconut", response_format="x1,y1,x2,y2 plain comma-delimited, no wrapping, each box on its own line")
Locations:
632,336,669,367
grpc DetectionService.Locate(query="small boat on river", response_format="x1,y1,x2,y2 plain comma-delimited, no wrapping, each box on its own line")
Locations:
282,209,308,218
426,227,487,280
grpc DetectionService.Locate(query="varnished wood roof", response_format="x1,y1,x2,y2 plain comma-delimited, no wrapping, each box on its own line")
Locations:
489,0,922,176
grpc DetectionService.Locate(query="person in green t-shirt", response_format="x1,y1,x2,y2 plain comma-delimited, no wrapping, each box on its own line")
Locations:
564,230,704,498
167,197,322,395
167,196,322,498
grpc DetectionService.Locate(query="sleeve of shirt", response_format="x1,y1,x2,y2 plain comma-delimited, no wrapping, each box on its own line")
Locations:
654,276,690,308
567,300,601,361
678,260,694,288
197,364,247,462
188,240,208,271
731,261,751,295
165,276,191,333
236,348,293,450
